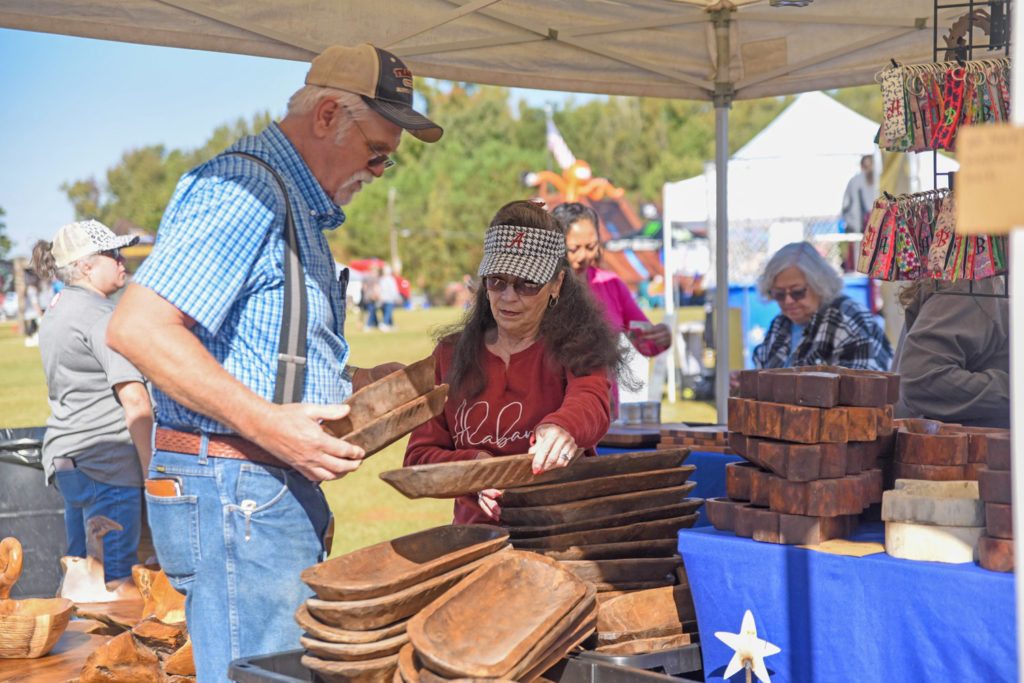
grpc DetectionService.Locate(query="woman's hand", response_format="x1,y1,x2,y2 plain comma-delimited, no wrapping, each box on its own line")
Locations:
476,488,502,520
529,423,579,474
729,369,741,393
641,323,673,349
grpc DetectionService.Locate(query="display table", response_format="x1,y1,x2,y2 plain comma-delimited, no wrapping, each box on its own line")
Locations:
678,523,1016,682
0,620,111,681
597,446,742,526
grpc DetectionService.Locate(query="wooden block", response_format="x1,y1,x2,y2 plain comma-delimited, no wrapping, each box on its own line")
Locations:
846,440,881,474
738,370,760,399
885,521,983,564
863,469,884,505
725,461,758,501
845,406,880,442
733,505,758,538
896,430,969,466
728,432,747,458
705,497,745,532
893,462,967,481
756,372,776,402
768,476,868,517
750,507,781,544
986,503,1014,540
978,534,1015,572
768,441,847,482
964,462,984,480
876,405,895,437
778,513,856,545
752,401,787,441
818,407,850,443
741,436,766,470
727,398,747,433
986,434,1011,471
837,373,889,407
978,467,1012,505
882,480,983,526
771,371,841,408
749,468,775,508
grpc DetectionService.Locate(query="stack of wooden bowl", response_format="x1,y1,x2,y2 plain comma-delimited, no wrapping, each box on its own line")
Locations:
707,367,897,545
894,419,1006,483
298,525,510,682
978,433,1014,572
499,448,701,595
398,551,595,682
593,584,697,655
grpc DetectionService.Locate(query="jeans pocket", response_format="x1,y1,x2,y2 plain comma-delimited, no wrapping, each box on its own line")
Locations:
55,469,94,507
232,464,326,555
145,492,200,590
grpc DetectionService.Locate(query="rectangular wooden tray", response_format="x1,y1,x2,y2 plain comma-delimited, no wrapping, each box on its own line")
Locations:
510,514,698,551
407,551,589,679
379,448,691,499
332,355,437,434
561,557,681,584
305,551,502,631
328,384,448,457
500,484,697,527
506,499,703,539
501,466,695,508
301,524,508,601
597,584,696,645
536,538,680,561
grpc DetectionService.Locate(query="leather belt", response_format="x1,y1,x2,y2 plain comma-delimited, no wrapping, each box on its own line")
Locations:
155,428,290,469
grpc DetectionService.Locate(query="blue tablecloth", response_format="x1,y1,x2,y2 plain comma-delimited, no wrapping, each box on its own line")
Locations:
597,446,742,526
678,522,1017,682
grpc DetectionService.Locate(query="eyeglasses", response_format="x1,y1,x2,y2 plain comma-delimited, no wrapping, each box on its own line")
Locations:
483,275,544,297
341,103,396,171
770,286,808,303
99,249,123,262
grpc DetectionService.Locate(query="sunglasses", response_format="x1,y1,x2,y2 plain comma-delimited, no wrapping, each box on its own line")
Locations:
341,103,396,171
483,275,544,297
99,248,123,261
770,286,808,303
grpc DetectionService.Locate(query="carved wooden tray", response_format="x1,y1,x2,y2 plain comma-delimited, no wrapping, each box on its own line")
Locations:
506,591,596,682
380,448,691,500
295,603,408,645
501,466,696,508
500,484,697,527
595,633,694,656
302,525,509,601
301,650,398,683
407,551,589,679
336,385,449,457
561,558,681,585
510,514,698,551
306,552,501,631
506,499,702,539
300,631,409,662
537,539,680,561
326,356,437,436
596,585,696,645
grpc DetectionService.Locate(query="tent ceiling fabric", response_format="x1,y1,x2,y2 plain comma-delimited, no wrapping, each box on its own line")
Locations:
2,0,965,100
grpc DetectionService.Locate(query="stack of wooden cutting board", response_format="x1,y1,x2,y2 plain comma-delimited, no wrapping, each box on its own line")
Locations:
706,366,897,545
657,425,734,454
297,525,510,682
881,479,985,563
398,551,596,683
978,433,1014,572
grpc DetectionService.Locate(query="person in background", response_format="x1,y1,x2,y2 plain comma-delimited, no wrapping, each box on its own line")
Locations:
551,202,671,411
378,264,400,331
362,265,381,331
405,200,624,524
30,220,153,583
841,154,876,271
106,43,442,680
748,241,892,375
893,277,1009,428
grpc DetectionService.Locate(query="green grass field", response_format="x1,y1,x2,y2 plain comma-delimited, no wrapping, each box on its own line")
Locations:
0,306,716,557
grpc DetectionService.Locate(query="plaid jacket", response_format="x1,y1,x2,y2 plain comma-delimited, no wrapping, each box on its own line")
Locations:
752,295,893,371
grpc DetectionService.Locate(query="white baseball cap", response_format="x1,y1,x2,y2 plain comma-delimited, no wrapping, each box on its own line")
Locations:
51,220,139,268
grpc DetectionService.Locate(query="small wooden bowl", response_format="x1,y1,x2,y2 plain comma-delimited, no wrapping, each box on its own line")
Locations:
0,596,73,658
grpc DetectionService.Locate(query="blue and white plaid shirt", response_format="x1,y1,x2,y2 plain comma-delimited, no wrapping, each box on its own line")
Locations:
134,123,351,434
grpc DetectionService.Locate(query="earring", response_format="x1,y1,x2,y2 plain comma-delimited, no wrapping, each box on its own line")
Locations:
548,296,558,308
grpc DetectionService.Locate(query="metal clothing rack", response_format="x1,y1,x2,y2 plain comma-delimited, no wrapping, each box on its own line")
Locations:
930,0,1012,297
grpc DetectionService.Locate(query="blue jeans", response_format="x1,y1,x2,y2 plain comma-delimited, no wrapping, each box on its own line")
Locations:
54,468,141,582
145,447,330,683
381,302,394,327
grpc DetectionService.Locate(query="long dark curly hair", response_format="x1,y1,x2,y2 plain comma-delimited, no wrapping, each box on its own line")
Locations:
438,200,630,401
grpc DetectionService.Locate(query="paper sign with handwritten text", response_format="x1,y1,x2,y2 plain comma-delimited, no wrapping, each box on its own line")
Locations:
956,124,1024,234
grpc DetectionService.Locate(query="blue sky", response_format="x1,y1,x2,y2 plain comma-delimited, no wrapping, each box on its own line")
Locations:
0,28,587,257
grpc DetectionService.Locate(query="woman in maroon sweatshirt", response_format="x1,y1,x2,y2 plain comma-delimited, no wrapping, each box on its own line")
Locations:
405,200,627,524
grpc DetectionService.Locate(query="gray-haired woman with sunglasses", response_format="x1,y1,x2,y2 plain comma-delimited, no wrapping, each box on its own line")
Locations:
747,241,892,373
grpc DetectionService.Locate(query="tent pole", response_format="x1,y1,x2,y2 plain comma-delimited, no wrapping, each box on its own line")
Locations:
664,184,678,405
711,7,734,422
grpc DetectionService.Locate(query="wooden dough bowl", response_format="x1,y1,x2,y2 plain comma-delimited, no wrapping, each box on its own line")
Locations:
0,537,73,659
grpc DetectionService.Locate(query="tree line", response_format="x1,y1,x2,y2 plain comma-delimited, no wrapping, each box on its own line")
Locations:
59,84,879,297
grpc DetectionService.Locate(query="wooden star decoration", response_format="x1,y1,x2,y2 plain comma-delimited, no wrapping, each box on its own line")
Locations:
714,609,781,683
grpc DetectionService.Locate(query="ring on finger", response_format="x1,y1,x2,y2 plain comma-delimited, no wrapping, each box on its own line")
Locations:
558,449,572,461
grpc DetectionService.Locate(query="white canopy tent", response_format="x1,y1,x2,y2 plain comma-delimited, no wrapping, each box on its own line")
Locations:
6,2,1022,660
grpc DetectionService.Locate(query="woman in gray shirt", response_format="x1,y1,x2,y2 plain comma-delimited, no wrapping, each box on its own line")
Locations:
31,220,153,582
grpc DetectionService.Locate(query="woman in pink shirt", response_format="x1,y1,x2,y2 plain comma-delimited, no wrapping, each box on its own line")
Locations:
405,200,626,525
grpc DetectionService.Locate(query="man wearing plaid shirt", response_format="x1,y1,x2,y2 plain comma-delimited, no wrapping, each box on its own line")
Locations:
107,44,442,680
